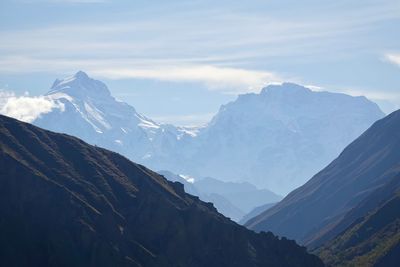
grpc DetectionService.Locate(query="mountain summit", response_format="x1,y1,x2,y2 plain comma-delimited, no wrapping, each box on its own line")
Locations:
49,71,110,98
35,71,194,165
183,83,384,193
34,72,384,194
260,82,311,94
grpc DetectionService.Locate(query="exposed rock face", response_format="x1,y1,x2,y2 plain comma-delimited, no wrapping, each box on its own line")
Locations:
0,114,323,267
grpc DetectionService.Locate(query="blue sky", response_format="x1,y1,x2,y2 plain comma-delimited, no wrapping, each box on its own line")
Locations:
0,0,400,125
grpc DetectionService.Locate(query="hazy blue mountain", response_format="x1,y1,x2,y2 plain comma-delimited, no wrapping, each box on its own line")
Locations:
34,71,384,194
195,177,282,213
239,202,277,225
0,114,324,267
157,170,200,196
158,170,244,221
185,83,384,194
246,110,400,247
158,170,281,222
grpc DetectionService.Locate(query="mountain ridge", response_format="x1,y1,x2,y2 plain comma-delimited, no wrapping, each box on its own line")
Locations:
0,114,323,267
33,71,384,194
245,109,400,248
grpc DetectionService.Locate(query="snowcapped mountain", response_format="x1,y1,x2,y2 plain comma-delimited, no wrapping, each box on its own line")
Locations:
35,71,197,164
33,72,384,195
183,83,385,193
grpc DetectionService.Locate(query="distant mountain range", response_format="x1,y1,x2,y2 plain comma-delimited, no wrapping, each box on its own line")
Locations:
158,170,281,222
33,71,384,194
245,110,400,265
0,114,323,267
239,202,277,225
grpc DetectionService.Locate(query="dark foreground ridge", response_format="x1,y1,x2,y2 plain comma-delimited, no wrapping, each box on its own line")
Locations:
316,174,400,266
0,115,323,267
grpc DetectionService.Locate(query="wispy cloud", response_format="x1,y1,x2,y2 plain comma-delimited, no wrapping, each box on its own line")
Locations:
1,1,398,70
0,57,282,93
92,66,281,93
0,0,399,114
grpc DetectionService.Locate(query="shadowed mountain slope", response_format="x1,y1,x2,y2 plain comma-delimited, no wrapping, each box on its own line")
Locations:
316,178,400,266
246,110,400,247
311,173,400,250
240,203,277,225
0,114,323,267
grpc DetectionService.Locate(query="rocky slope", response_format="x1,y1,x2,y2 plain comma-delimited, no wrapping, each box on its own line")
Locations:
0,114,323,267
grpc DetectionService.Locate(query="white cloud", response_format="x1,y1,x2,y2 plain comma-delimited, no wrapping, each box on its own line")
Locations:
0,91,65,122
2,2,398,73
0,90,15,107
385,53,400,66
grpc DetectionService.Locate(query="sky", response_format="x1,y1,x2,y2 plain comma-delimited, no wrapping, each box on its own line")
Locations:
0,0,400,125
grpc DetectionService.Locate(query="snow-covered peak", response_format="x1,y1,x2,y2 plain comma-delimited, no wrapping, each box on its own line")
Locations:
50,71,89,89
35,71,199,166
47,71,111,100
